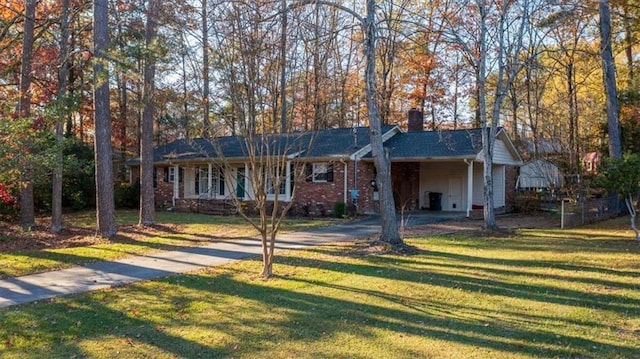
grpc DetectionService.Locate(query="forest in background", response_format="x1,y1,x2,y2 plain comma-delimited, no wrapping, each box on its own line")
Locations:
1,0,639,223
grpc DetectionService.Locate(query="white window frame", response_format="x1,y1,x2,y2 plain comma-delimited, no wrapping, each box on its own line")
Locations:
196,167,209,195
267,172,287,196
312,163,329,183
168,167,176,183
210,167,220,197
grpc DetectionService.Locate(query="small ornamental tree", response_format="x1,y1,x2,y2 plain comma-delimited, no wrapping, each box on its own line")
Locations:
597,153,640,243
210,132,311,278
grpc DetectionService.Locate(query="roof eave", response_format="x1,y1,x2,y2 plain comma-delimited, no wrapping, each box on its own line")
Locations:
350,125,402,160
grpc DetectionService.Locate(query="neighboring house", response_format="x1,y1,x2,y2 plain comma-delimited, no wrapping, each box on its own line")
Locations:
517,159,564,190
128,110,522,217
582,151,600,175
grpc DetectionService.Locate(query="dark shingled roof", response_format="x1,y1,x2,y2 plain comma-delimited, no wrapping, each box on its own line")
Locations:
129,125,398,165
305,125,396,157
376,128,484,159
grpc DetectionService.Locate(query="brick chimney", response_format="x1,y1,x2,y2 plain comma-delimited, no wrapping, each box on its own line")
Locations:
408,108,424,132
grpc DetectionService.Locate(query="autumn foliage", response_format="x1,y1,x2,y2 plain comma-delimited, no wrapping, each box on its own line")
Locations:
0,183,17,218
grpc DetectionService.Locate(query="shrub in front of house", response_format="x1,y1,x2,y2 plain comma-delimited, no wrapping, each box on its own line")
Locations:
115,181,140,209
333,201,347,218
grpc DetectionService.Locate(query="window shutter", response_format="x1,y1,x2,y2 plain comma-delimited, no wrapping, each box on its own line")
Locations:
305,163,312,182
164,167,169,182
179,168,184,182
153,169,158,188
219,169,225,195
327,163,334,182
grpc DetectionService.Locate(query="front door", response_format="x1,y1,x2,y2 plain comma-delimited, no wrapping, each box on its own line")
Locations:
448,178,462,210
236,167,245,199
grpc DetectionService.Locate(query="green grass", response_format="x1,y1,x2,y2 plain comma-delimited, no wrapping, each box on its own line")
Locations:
0,210,340,279
1,219,639,358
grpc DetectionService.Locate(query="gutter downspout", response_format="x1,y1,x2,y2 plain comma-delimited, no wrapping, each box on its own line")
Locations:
464,159,473,218
340,159,348,204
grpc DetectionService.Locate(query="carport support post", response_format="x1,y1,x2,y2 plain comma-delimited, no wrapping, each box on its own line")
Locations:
207,163,213,198
466,159,474,217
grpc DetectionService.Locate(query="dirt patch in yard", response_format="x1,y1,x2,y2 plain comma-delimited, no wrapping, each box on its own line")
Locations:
0,218,182,252
403,213,561,238
347,213,561,256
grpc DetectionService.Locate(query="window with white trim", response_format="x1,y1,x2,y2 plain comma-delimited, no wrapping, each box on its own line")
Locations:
267,169,287,195
313,163,329,182
168,167,176,182
195,167,208,195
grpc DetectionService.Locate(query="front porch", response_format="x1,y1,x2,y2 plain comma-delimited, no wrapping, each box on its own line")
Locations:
155,162,294,210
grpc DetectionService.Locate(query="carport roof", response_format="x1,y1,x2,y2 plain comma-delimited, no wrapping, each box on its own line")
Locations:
372,128,484,159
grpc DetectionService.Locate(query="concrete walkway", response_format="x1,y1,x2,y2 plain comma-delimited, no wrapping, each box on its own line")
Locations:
0,212,461,308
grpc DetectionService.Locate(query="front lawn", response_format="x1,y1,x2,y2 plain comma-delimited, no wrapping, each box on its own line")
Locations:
0,218,638,358
0,210,340,279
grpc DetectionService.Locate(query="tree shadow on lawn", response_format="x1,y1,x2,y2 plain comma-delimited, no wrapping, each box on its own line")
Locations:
276,252,640,315
112,224,255,243
2,255,638,358
0,296,223,358
420,232,639,254
161,269,637,358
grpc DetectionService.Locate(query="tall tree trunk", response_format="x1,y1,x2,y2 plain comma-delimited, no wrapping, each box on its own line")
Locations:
478,0,498,230
313,1,324,130
599,0,622,159
181,38,190,140
93,0,117,238
279,0,288,133
474,69,481,128
140,0,159,226
202,0,211,137
364,0,402,246
52,0,71,233
18,0,36,230
567,62,579,172
65,33,76,138
623,2,634,87
509,85,519,146
117,22,128,181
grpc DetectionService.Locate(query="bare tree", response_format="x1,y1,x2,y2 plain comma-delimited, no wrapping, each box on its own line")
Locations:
444,0,555,229
300,0,405,245
363,0,401,245
544,9,592,172
93,0,117,237
211,131,310,277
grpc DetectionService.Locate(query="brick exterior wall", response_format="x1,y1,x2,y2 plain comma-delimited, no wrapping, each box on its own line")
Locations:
153,167,180,208
155,171,173,208
149,161,518,216
289,160,379,216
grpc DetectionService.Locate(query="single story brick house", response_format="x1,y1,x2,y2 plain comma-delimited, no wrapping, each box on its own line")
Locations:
128,111,522,217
